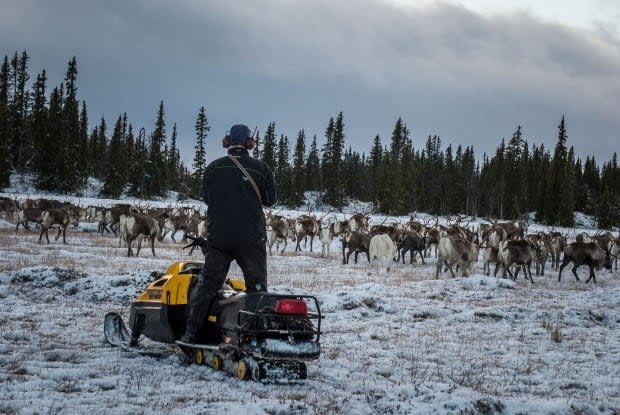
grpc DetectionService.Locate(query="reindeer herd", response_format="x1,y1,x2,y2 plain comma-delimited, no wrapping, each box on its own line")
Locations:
1,194,619,283
265,208,619,284
1,196,206,257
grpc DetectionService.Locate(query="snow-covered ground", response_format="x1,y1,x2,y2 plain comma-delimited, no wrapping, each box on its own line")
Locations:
1,186,619,414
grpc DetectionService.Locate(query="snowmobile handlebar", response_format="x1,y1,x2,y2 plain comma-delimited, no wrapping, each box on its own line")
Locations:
182,235,209,256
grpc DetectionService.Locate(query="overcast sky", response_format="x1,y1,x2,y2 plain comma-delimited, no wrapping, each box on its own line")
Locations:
2,0,619,165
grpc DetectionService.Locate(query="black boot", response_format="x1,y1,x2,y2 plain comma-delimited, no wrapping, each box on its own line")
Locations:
179,322,198,344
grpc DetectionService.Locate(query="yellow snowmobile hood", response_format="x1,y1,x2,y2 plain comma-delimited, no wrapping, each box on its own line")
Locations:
134,261,246,306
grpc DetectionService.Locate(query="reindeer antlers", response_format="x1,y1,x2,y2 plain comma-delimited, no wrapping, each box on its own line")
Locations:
317,208,334,223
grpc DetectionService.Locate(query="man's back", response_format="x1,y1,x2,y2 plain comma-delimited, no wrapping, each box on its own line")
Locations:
203,147,276,246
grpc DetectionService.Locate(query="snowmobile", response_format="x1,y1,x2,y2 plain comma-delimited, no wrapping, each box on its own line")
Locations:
104,236,322,382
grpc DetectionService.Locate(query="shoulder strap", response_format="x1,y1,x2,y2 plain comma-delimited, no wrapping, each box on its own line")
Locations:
227,155,263,205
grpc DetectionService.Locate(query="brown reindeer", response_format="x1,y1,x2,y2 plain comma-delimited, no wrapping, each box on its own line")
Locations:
294,215,320,252
121,213,163,257
38,208,80,244
16,208,43,231
341,230,372,265
558,242,613,283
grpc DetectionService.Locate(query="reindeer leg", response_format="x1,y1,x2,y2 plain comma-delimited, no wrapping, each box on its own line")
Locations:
435,258,442,279
585,265,595,283
136,237,143,257
571,265,580,282
505,264,516,281
558,258,569,281
309,235,314,252
150,236,156,256
127,237,133,257
55,226,62,241
448,263,456,279
62,225,68,244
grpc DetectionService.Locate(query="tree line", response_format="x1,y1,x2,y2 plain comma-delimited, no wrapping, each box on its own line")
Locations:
1,51,619,228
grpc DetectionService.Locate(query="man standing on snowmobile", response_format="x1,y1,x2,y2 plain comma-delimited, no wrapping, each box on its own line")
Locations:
180,123,277,344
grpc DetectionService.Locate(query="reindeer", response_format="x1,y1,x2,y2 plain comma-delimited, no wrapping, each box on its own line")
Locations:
549,235,567,270
318,222,335,257
102,205,132,235
38,208,80,244
266,216,291,255
610,239,619,271
186,218,208,256
16,208,43,231
346,201,379,234
0,196,18,221
121,213,163,257
35,198,74,211
369,233,398,274
294,214,320,252
423,224,442,258
160,213,192,243
495,239,537,283
558,242,613,283
407,215,424,233
435,236,478,279
342,230,371,265
397,231,427,264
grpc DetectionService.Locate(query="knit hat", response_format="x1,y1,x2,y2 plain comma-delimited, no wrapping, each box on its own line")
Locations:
229,124,252,146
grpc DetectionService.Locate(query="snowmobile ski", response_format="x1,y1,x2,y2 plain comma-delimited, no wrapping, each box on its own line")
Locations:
104,312,171,358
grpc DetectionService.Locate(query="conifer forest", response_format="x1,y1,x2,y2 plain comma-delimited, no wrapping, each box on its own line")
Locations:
1,51,619,228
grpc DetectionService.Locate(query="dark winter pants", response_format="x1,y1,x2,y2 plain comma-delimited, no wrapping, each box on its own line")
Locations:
184,241,268,338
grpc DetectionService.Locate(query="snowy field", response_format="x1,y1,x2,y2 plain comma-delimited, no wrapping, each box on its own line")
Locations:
0,192,619,414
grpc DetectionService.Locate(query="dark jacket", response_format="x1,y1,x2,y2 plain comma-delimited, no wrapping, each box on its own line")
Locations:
202,147,277,246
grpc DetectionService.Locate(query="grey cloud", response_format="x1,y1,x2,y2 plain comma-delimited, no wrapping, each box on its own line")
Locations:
1,0,619,164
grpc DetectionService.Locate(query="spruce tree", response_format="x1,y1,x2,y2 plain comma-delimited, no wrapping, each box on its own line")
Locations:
127,127,148,198
168,123,180,189
290,129,307,207
191,106,209,197
261,122,277,170
9,51,31,174
61,56,84,190
367,134,383,203
540,116,575,226
275,134,292,206
78,101,89,178
384,118,408,214
30,70,47,174
93,117,108,179
321,118,340,207
101,115,126,197
505,126,525,218
145,101,167,197
0,56,10,188
305,135,320,191
36,86,63,190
